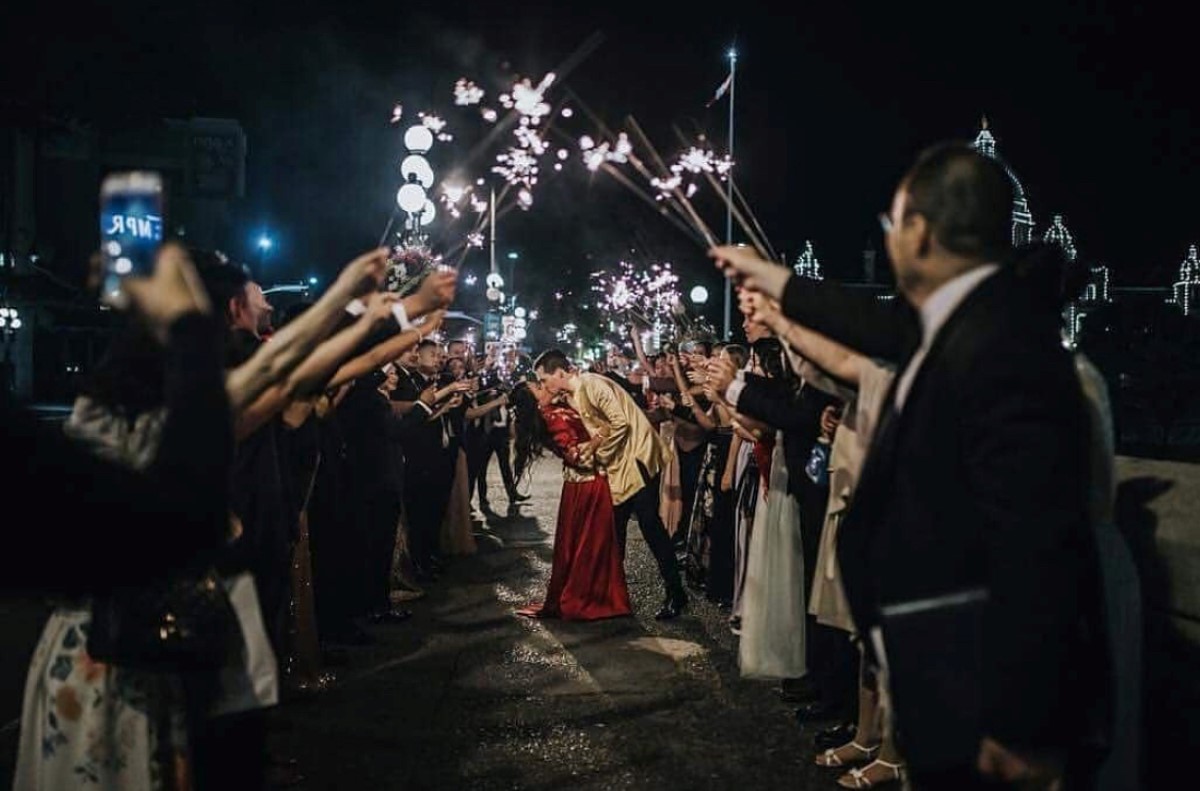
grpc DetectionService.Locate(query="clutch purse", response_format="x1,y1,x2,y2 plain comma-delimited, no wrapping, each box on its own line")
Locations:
805,437,832,486
88,567,239,672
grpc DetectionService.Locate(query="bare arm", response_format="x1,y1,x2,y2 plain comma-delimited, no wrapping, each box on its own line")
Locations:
325,310,446,391
465,393,507,420
225,248,387,412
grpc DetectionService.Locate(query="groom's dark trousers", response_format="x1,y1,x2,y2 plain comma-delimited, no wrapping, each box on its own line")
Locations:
613,461,686,602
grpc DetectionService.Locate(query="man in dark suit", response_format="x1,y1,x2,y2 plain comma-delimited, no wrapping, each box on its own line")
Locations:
713,142,1107,788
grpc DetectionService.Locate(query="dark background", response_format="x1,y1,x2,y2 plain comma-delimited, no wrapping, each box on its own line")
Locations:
1,0,1196,321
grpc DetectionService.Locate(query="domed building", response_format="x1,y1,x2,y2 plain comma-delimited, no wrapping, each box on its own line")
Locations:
1171,244,1200,316
1042,215,1077,262
971,117,1035,246
793,240,822,280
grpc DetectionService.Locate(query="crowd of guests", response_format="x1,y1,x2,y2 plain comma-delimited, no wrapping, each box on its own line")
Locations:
1,141,1144,790
3,243,543,790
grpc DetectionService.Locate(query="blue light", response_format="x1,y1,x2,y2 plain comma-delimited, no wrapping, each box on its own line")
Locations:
507,251,519,260
727,48,737,60
308,276,318,285
257,235,273,251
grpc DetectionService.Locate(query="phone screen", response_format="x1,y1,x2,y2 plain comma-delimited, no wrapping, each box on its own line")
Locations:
100,171,164,306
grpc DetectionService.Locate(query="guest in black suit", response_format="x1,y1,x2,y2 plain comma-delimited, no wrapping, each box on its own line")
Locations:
713,142,1108,789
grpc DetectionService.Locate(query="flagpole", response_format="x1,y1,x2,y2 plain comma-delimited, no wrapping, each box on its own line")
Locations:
723,47,737,340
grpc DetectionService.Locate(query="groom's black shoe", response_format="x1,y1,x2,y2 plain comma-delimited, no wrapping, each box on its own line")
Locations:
654,593,688,621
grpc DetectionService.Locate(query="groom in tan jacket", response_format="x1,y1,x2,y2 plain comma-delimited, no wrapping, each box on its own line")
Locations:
535,349,688,619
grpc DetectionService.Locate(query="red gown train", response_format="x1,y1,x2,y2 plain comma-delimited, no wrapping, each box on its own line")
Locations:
528,404,632,621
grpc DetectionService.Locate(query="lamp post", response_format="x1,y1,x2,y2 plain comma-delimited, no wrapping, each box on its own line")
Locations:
723,46,737,340
256,233,273,267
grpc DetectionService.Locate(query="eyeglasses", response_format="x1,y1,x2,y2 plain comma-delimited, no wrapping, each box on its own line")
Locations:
878,212,894,235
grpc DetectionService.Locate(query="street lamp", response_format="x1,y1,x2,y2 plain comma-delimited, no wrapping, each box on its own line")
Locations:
690,285,709,305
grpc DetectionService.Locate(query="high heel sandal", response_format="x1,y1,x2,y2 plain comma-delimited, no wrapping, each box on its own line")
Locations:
815,741,880,768
836,759,905,789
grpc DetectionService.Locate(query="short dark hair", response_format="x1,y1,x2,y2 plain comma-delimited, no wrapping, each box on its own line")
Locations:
192,250,249,325
416,338,440,352
902,142,1013,262
533,349,571,374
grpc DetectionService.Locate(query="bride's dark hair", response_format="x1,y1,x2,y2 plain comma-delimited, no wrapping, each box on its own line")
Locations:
511,383,551,480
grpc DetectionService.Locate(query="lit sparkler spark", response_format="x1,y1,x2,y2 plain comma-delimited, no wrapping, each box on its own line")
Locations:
481,108,498,123
517,189,533,210
499,72,557,123
556,149,569,160
439,183,470,218
580,132,633,172
420,113,453,142
470,196,488,214
454,78,484,106
390,103,403,123
561,107,574,118
686,183,699,198
466,232,485,248
579,135,595,150
589,260,682,332
651,174,682,199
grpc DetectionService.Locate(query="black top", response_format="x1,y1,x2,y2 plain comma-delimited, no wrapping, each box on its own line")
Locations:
1,314,232,595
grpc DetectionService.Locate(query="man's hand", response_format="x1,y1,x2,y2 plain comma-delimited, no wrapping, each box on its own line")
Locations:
687,368,707,385
331,248,389,299
739,290,784,330
409,268,458,317
124,242,212,341
820,405,841,438
365,291,401,326
710,244,791,301
719,468,734,493
659,392,676,411
977,737,1063,788
418,384,438,406
707,356,738,397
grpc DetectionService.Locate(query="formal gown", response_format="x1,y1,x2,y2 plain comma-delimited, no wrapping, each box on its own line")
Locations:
527,404,632,621
738,433,808,680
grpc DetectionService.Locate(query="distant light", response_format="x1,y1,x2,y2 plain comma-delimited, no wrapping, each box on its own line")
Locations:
727,48,737,60
115,257,133,274
308,276,318,285
463,274,477,286
561,107,574,118
404,125,434,154
514,307,527,318
397,183,427,213
507,251,519,260
690,285,709,304
257,235,273,251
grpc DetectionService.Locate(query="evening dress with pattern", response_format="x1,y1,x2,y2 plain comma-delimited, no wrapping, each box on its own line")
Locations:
522,404,632,621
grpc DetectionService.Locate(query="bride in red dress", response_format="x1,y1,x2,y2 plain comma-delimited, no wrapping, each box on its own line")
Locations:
510,382,632,620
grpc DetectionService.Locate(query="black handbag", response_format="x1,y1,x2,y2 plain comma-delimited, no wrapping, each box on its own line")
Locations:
88,567,239,672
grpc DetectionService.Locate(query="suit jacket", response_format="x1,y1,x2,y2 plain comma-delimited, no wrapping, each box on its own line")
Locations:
781,267,1106,752
392,368,449,467
570,372,671,505
736,372,838,504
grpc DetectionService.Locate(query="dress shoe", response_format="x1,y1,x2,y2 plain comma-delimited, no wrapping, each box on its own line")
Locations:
815,722,859,751
654,594,688,621
794,700,838,724
367,608,413,625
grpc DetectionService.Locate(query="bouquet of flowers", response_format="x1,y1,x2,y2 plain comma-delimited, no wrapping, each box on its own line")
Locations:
385,242,444,296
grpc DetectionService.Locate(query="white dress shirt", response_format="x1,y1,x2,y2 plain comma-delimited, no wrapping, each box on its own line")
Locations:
894,264,999,410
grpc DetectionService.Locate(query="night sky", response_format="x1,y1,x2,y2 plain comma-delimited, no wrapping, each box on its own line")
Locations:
3,1,1196,322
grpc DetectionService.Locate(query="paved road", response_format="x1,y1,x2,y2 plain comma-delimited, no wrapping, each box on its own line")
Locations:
2,459,836,790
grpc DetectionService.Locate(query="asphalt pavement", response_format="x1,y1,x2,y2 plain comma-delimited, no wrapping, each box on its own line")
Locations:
1,458,838,790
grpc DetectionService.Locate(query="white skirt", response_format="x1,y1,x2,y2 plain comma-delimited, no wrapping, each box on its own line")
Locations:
738,436,808,680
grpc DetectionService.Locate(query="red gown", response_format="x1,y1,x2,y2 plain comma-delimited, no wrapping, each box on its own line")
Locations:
527,404,632,621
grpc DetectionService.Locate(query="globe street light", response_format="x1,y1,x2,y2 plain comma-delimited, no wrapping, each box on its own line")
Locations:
690,285,709,305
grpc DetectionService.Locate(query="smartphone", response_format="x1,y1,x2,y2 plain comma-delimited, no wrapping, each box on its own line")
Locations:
100,171,165,308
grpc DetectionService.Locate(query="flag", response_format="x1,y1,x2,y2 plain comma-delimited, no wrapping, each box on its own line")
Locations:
705,73,733,107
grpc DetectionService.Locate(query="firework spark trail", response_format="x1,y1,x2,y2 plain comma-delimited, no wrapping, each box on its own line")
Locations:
560,90,715,248
625,116,719,247
670,126,775,260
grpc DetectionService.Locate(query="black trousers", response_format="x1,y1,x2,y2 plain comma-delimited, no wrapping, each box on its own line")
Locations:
474,429,517,504
361,491,401,614
404,450,454,567
613,467,685,602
